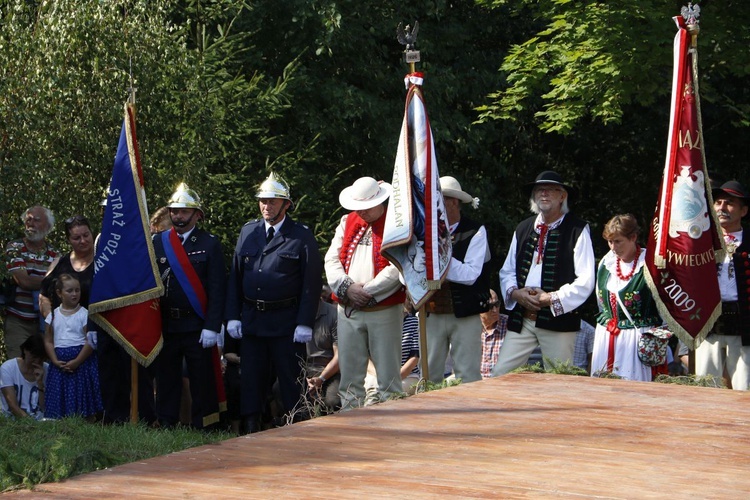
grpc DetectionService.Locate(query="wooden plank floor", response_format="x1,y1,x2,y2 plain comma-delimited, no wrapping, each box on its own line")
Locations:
11,373,750,499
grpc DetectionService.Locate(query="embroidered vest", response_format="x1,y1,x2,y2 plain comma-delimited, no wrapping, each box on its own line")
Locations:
595,264,661,329
336,212,405,307
508,214,588,333
729,231,750,344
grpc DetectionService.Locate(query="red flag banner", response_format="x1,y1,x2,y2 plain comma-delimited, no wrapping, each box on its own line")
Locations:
88,103,164,366
644,15,723,349
382,72,451,309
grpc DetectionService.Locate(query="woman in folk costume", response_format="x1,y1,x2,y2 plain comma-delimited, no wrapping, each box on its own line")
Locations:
591,214,666,381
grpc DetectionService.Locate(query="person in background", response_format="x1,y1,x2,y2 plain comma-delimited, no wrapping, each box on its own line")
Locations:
492,171,595,376
149,206,172,234
573,320,596,373
0,334,48,419
480,289,507,379
305,287,340,414
4,206,59,359
400,303,420,393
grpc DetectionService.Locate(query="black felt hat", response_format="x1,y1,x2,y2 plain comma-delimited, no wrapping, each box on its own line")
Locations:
524,170,579,202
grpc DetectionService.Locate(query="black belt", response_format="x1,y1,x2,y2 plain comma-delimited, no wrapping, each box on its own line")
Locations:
722,301,739,315
244,297,297,311
167,308,194,319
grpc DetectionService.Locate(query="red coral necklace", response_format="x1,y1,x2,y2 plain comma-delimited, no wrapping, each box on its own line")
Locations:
615,246,641,281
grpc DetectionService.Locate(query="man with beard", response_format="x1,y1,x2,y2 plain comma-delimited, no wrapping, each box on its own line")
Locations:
153,183,226,428
695,180,750,390
4,206,59,359
492,171,595,376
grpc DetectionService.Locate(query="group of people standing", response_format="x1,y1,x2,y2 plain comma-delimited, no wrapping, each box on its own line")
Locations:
2,169,748,428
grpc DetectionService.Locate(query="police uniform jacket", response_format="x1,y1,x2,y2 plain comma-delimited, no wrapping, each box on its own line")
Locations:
153,227,226,333
225,217,322,337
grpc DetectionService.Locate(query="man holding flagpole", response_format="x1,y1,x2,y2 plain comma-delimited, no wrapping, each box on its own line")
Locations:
695,181,750,390
423,176,491,384
152,183,226,429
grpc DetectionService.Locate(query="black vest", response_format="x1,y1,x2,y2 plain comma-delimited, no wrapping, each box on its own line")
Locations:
430,216,492,317
508,213,590,333
728,230,750,344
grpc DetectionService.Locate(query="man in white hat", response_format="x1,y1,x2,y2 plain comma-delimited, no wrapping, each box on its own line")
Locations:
423,176,492,384
324,176,406,409
491,171,595,376
225,172,322,432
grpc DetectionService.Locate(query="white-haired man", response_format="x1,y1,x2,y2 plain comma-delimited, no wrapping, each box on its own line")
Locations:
491,171,595,376
3,206,58,359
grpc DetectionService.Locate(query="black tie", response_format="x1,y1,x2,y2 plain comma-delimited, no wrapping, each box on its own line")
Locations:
178,234,184,243
266,226,275,244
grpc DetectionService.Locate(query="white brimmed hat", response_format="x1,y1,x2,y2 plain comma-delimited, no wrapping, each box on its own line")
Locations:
339,177,392,211
440,176,480,208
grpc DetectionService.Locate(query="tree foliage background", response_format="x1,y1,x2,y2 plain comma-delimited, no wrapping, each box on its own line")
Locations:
1,0,749,291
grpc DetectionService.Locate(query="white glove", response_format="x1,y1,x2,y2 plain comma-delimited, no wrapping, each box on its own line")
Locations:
199,329,219,348
293,325,313,343
87,331,98,350
227,320,243,339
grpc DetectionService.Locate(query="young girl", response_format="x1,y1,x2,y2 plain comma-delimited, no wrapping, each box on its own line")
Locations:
44,273,102,419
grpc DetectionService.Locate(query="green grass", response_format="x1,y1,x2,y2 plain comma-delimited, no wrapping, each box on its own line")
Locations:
0,417,231,491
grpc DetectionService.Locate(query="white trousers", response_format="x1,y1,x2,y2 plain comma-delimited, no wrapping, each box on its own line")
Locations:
695,334,750,390
491,317,576,376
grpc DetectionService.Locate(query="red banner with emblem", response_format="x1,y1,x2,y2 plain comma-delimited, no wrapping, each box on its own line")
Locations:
644,15,722,349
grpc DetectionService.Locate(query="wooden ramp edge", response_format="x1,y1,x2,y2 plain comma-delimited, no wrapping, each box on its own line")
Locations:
9,373,750,499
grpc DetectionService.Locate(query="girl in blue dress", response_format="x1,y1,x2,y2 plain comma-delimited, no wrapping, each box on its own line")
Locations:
43,273,102,419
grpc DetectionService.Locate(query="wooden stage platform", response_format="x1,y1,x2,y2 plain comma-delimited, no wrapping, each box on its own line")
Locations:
15,373,750,498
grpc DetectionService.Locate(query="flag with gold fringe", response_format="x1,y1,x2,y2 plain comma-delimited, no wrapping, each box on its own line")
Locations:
89,102,163,366
644,10,722,349
382,72,451,309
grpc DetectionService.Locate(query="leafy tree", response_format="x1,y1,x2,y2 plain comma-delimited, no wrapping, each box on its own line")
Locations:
0,0,300,264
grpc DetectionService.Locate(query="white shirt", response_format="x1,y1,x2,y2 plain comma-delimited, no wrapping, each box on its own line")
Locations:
446,223,491,285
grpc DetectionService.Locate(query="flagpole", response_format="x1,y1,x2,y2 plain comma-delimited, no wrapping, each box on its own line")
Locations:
396,22,431,384
127,58,140,425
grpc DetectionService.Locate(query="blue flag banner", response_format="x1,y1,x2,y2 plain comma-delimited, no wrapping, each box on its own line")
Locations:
89,103,163,366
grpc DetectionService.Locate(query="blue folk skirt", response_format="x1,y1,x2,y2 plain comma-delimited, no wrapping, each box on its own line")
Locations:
45,345,103,418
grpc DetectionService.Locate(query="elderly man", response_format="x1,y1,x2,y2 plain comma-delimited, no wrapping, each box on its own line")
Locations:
324,177,405,409
225,172,322,432
696,180,750,390
423,176,492,384
4,206,59,359
153,183,226,429
492,171,595,376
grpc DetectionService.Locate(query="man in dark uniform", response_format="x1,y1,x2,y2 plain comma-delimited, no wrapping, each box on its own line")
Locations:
152,183,226,428
696,180,750,390
226,172,322,433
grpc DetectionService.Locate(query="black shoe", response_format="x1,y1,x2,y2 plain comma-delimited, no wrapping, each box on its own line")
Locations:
242,415,261,434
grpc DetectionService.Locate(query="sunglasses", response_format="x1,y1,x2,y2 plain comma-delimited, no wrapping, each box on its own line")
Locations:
488,300,500,308
64,215,89,228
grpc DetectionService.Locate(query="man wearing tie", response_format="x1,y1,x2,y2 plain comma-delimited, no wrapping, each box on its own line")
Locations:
152,183,226,429
225,172,322,433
